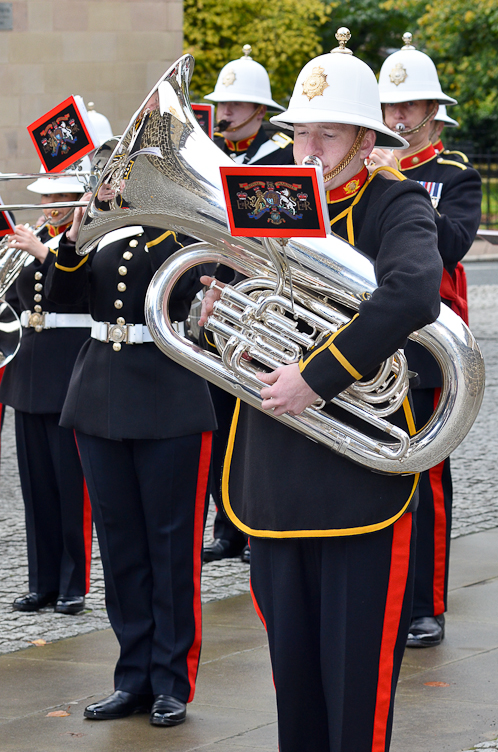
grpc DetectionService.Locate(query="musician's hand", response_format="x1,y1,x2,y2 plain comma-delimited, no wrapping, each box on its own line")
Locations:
66,192,92,243
9,224,48,261
97,183,116,203
198,275,224,326
259,363,320,417
366,148,400,179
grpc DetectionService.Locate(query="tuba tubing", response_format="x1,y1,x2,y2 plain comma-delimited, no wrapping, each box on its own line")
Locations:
145,242,484,475
75,53,485,475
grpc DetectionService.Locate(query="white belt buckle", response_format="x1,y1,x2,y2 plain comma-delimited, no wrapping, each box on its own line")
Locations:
28,311,46,332
106,322,129,345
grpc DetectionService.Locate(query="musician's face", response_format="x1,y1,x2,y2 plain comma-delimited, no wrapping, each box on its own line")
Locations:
216,101,258,129
40,192,79,224
383,100,436,145
293,122,373,189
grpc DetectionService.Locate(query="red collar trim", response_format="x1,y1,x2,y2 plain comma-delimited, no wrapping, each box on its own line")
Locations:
326,166,368,204
433,138,444,154
224,132,258,152
48,221,71,238
399,143,437,170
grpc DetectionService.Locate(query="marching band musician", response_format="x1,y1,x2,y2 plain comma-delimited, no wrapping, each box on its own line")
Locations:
1,168,93,615
199,29,443,752
369,34,482,648
45,142,217,723
202,45,294,565
205,44,294,166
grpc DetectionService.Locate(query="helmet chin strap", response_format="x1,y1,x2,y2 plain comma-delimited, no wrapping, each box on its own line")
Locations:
322,127,367,183
216,104,265,134
388,102,438,136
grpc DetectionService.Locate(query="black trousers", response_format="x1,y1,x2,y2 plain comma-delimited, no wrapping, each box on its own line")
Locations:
208,384,246,550
411,389,452,618
250,513,415,752
76,430,212,701
15,411,91,596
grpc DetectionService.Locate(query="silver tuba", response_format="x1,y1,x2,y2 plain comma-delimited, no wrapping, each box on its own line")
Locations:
76,54,485,475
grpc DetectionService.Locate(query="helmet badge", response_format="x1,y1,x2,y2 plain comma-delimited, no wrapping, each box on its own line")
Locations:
302,66,329,101
222,68,236,87
389,63,408,86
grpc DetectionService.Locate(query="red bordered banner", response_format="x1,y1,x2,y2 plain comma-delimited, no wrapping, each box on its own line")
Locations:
220,164,329,238
27,95,97,173
0,198,15,237
192,103,215,139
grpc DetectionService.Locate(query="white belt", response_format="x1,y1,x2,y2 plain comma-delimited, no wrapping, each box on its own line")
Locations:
20,311,93,329
91,320,154,345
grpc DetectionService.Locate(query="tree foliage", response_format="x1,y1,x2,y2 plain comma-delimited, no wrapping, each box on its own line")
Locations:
183,0,332,106
322,0,417,73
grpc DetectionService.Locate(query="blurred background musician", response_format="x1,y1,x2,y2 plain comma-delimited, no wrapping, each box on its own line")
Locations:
369,33,482,648
1,167,93,615
202,45,294,565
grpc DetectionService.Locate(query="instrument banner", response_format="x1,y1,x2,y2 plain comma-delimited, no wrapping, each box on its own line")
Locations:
0,197,15,237
192,103,215,139
220,165,329,238
27,95,98,173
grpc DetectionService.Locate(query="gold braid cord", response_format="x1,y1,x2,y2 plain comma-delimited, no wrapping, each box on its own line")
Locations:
322,127,367,183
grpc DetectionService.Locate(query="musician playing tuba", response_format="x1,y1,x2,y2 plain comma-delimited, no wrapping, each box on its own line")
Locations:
1,165,93,616
199,29,443,752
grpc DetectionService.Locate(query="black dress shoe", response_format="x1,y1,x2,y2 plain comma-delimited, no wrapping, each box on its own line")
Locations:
150,695,186,726
203,538,243,563
241,544,250,564
84,690,153,720
12,592,58,612
55,595,85,615
406,614,445,648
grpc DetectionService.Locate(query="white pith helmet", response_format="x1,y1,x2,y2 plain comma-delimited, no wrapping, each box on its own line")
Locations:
87,103,114,146
204,44,284,111
270,28,407,148
435,104,459,127
378,32,456,106
27,156,91,194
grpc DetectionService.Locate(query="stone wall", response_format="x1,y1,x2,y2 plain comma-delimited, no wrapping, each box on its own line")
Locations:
0,0,183,212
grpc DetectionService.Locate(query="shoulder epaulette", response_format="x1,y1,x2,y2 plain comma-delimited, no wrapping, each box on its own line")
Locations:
436,158,467,170
271,132,293,149
442,149,469,163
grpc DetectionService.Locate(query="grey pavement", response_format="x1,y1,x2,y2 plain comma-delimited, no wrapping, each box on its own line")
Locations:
0,278,497,750
1,529,498,752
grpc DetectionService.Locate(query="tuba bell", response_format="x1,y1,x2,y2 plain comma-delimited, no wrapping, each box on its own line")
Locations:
76,54,485,475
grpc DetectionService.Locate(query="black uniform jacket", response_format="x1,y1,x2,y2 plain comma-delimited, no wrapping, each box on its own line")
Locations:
222,170,442,537
45,226,217,440
0,227,91,414
214,125,294,165
399,143,482,387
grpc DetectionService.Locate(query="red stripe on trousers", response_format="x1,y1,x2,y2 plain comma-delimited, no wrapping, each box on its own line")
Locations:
82,480,92,594
74,431,93,594
186,431,212,702
429,388,447,616
250,578,267,630
372,512,412,752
